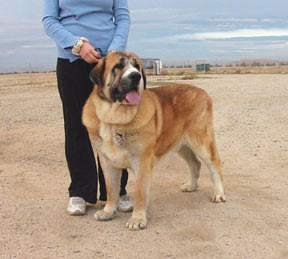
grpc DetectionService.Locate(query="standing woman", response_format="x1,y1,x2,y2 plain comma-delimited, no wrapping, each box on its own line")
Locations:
42,0,133,215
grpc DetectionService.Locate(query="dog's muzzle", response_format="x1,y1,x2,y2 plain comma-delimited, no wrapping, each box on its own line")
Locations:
120,72,141,93
113,71,142,105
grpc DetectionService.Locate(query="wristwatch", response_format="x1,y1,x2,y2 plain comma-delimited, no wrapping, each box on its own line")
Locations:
72,37,89,56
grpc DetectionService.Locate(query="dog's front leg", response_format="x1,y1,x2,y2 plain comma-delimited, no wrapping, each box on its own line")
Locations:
94,156,121,221
126,155,153,230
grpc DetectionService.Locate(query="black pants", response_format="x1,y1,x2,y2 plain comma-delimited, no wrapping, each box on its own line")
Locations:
56,58,128,204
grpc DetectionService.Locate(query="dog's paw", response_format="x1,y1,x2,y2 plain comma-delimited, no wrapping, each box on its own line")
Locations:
211,193,226,203
94,210,115,221
180,183,197,192
126,217,147,230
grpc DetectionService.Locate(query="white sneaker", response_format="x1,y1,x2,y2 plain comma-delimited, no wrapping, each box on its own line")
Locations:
67,197,86,215
117,195,133,212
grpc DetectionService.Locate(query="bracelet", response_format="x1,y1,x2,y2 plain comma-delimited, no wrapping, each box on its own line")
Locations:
72,37,89,56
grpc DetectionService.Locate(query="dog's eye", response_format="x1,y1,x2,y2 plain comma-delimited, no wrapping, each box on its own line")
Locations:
114,63,124,70
134,63,140,71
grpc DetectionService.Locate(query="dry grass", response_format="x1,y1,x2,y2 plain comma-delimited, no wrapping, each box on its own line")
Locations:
181,74,198,80
0,72,57,89
163,66,288,75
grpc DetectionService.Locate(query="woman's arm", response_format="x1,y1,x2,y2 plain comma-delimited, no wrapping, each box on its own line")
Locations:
108,0,131,52
42,0,100,63
42,0,78,49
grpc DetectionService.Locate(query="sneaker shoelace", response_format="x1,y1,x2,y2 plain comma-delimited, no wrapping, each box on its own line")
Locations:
70,197,85,205
119,195,132,202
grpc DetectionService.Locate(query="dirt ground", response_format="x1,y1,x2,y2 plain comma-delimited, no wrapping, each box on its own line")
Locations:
0,73,288,259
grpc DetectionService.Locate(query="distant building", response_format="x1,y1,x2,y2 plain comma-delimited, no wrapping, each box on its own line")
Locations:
196,63,211,72
141,58,162,75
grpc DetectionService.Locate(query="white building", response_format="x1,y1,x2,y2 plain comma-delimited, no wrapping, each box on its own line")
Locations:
141,58,162,75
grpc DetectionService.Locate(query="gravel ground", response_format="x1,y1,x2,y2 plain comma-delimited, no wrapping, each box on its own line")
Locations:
0,73,287,259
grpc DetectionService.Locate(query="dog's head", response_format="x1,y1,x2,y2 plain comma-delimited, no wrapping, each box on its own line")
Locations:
90,51,146,106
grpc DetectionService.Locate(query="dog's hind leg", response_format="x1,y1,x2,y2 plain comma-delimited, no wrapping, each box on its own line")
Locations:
187,131,226,203
178,145,201,192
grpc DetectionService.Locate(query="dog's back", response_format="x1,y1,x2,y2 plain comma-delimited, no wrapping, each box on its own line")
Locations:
146,84,213,157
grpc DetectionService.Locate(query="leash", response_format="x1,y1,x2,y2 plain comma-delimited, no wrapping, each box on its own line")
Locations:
95,48,106,59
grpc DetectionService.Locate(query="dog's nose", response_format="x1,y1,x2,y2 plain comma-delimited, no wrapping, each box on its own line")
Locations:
128,72,141,84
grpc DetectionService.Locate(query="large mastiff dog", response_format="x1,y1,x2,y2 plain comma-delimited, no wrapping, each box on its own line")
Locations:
82,52,226,230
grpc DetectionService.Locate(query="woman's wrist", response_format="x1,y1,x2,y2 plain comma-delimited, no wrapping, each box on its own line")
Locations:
72,37,89,56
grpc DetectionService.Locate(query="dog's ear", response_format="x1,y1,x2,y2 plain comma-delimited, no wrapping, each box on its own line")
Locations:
89,58,106,86
142,68,147,90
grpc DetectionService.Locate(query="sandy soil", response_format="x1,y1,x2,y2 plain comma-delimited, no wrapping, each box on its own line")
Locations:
0,73,288,259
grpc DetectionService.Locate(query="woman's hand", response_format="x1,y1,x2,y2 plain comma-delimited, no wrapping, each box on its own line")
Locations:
79,42,101,64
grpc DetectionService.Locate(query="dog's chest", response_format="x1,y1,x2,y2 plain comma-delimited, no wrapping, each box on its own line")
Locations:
98,123,137,168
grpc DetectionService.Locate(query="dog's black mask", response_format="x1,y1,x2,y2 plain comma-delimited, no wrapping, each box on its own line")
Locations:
112,71,142,102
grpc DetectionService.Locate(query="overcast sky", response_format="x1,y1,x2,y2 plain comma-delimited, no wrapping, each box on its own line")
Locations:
1,0,288,72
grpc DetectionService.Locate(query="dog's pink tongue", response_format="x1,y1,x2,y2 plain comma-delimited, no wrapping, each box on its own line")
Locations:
125,91,141,105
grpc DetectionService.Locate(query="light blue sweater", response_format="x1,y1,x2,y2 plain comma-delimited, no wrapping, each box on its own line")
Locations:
42,0,130,62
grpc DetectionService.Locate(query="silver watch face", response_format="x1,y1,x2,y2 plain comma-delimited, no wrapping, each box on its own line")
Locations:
72,46,81,56
72,37,88,56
